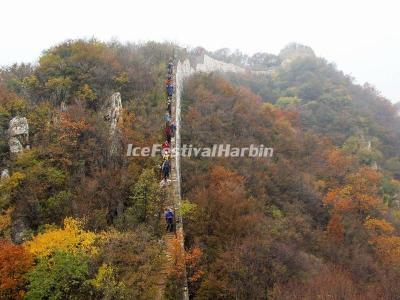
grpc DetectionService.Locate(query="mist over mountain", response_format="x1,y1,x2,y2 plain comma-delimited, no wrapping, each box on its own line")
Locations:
1,40,400,299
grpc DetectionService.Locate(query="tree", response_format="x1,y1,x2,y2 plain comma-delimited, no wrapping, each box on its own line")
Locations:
25,217,97,258
25,251,90,300
276,96,301,108
271,264,375,300
7,151,71,227
124,168,163,233
364,218,400,267
90,264,127,300
324,148,356,182
327,214,344,243
33,39,123,109
0,240,33,300
323,167,383,220
190,166,262,250
0,207,13,238
0,171,25,211
165,236,187,300
95,229,163,300
44,76,72,106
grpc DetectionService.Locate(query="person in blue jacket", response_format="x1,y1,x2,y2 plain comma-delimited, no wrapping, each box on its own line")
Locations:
167,84,174,97
170,121,176,135
164,208,174,232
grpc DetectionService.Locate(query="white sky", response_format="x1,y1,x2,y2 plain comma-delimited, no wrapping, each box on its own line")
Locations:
1,0,399,102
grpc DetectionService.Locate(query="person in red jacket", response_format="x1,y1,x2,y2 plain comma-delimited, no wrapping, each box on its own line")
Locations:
162,140,170,154
165,125,172,144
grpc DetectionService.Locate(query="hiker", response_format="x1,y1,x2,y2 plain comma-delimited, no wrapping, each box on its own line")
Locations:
168,61,173,74
170,121,176,135
165,208,174,232
165,78,172,86
165,125,172,144
164,111,171,123
167,99,172,115
163,151,171,161
162,141,170,157
167,84,174,97
162,140,170,151
161,159,170,181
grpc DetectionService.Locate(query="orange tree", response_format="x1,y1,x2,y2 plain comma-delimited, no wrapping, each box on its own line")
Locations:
0,240,33,300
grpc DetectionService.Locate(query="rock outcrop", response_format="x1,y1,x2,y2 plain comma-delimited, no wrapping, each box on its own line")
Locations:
8,116,29,154
1,169,10,180
11,217,29,244
104,92,123,156
61,101,68,112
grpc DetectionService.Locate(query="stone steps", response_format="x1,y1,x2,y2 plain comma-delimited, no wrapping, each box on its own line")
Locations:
156,62,189,300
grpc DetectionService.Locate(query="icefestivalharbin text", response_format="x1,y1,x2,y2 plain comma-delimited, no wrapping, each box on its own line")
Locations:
127,144,273,158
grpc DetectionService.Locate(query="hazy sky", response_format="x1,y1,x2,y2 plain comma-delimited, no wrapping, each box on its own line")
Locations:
1,0,399,102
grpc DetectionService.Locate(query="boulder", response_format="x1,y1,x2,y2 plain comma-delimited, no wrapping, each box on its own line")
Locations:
8,116,29,154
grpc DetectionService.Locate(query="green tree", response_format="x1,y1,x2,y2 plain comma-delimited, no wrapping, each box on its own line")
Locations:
25,251,90,300
124,168,162,231
276,96,301,107
91,264,127,300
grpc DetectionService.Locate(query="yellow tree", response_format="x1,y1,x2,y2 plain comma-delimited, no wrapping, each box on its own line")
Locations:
323,167,385,243
364,217,400,267
25,217,97,258
323,167,383,220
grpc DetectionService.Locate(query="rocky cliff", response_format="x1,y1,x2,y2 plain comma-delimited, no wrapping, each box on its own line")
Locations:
104,92,123,156
8,116,29,154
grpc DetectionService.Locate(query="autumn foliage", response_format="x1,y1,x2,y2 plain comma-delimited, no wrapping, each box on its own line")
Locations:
25,217,97,258
1,40,400,299
180,72,400,299
0,240,33,300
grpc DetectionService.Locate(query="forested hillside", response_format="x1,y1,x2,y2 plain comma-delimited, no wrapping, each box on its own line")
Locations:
1,40,400,299
0,40,183,299
180,45,400,299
